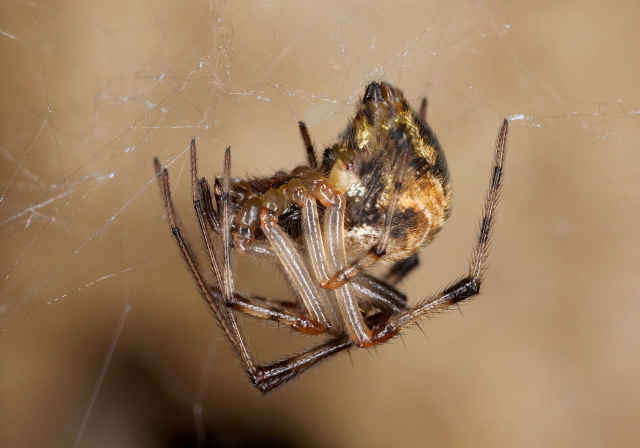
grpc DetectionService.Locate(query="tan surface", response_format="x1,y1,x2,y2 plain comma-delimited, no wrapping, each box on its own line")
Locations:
1,1,639,447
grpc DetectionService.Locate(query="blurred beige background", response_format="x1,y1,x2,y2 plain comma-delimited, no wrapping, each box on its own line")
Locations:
1,1,639,447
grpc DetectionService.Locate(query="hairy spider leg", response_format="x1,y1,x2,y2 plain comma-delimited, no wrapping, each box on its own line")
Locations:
259,188,333,327
298,121,318,170
155,146,355,393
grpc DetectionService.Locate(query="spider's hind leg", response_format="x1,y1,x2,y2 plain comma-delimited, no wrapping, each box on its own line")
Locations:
371,119,509,344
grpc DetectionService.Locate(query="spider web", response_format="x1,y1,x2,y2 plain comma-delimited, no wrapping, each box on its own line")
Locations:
2,1,640,447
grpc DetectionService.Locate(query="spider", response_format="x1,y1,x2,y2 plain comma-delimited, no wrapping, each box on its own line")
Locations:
154,81,509,394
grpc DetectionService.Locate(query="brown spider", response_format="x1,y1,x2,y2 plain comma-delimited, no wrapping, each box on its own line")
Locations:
154,81,509,394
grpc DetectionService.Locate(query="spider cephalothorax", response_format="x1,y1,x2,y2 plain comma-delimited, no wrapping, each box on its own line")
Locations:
154,81,508,393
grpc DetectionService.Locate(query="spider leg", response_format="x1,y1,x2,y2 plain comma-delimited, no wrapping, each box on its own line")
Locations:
298,121,318,169
158,145,350,392
289,173,376,345
385,253,420,285
192,142,324,336
225,291,327,335
252,335,352,394
189,140,224,283
195,287,352,393
218,146,327,378
354,273,408,314
259,188,333,328
220,147,334,384
371,119,509,343
196,176,221,234
154,153,260,379
217,226,334,334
